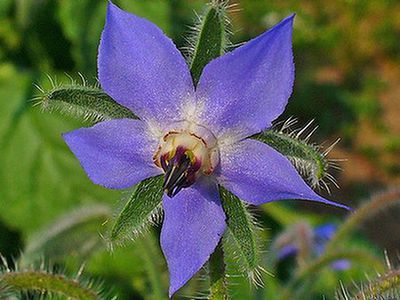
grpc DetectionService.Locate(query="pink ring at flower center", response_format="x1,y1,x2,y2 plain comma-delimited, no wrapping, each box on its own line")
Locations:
153,121,219,197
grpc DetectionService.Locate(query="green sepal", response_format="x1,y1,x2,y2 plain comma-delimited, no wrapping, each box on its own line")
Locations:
220,186,262,284
252,129,330,189
34,83,137,123
110,175,164,245
189,2,229,85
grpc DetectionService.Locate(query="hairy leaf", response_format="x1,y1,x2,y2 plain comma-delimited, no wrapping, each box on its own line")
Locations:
189,1,229,85
252,129,331,189
220,187,262,284
110,176,164,245
34,84,136,123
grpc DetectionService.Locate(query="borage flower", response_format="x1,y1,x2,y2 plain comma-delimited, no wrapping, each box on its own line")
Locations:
63,2,348,297
276,223,351,270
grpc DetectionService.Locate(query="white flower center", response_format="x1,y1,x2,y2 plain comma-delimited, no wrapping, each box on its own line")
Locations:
153,121,219,197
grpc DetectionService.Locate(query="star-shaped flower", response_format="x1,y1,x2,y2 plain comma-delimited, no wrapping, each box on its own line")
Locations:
63,2,348,297
276,223,351,270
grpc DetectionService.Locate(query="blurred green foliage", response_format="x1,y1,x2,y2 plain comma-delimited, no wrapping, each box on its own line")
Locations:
0,0,399,299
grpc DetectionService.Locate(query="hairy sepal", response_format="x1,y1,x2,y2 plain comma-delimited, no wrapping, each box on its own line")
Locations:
33,83,136,123
220,187,264,286
188,1,231,86
252,122,334,191
109,176,164,246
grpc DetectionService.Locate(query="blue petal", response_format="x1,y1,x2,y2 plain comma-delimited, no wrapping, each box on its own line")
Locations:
218,139,349,209
331,259,351,270
160,177,226,297
98,2,194,127
63,119,161,189
278,244,299,260
196,15,295,140
314,224,337,240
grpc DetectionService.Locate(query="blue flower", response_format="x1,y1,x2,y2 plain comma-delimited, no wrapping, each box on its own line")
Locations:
277,223,351,270
63,3,348,296
314,224,351,270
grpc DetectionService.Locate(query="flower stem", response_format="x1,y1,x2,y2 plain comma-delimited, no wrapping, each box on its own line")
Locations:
209,243,228,300
281,249,383,300
324,188,400,254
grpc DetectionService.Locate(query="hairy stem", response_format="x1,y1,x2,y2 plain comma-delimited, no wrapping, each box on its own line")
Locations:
1,271,100,299
353,268,400,299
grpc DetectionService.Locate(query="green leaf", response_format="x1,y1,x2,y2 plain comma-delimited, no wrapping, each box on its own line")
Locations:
21,204,112,266
110,176,164,245
0,66,119,234
220,187,262,284
34,83,137,123
208,244,229,300
58,0,105,75
252,128,331,190
189,2,229,85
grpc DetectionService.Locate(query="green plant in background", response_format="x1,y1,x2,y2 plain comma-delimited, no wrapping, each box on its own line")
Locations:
35,0,351,297
0,0,399,299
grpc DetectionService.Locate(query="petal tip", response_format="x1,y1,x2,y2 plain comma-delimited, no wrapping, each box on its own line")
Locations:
340,203,353,211
312,195,352,211
62,130,75,146
105,1,130,24
167,272,191,298
168,287,177,299
277,13,295,31
106,0,118,12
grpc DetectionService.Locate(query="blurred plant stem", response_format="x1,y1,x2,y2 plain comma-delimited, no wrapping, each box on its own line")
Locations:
136,232,167,300
325,188,400,254
281,249,384,300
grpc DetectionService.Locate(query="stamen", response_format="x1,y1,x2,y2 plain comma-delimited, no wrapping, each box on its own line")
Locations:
162,147,201,197
154,121,220,197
